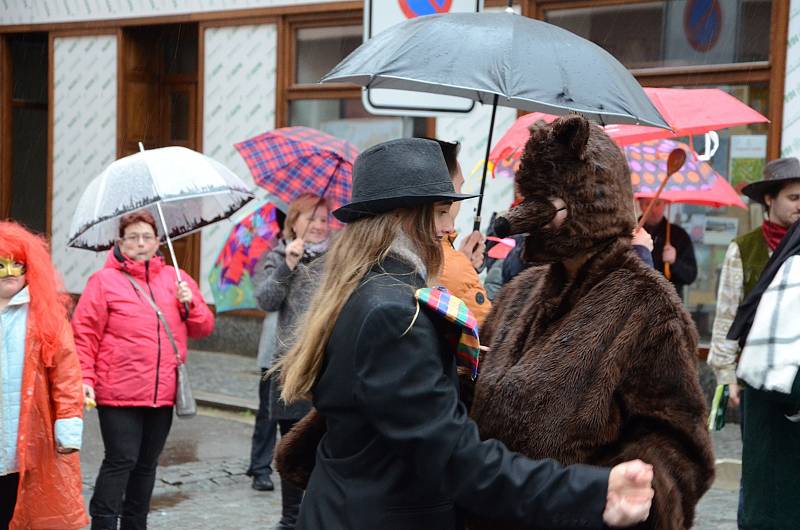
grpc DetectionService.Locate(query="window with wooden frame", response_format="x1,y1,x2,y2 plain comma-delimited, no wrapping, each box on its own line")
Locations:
526,0,785,345
0,32,49,234
278,9,431,152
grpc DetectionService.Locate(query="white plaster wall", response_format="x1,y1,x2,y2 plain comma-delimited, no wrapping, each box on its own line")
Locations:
199,23,277,301
437,104,518,241
51,35,117,293
783,0,800,157
1,0,343,25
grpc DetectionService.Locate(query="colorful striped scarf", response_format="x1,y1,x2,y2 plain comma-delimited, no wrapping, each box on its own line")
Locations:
415,286,481,380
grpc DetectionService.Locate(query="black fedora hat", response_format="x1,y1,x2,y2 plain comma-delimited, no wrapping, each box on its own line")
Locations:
333,138,478,223
742,157,800,204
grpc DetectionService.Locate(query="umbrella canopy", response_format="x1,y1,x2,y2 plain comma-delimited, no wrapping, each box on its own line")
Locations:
627,140,716,193
629,140,746,209
209,201,281,312
68,146,254,251
606,87,770,144
323,11,667,227
489,88,769,170
323,12,668,128
635,172,746,209
234,127,358,226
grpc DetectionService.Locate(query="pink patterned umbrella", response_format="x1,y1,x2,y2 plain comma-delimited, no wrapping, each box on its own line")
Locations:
626,139,716,194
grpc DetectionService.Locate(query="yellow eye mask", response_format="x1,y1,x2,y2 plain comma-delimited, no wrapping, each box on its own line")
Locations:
0,258,26,278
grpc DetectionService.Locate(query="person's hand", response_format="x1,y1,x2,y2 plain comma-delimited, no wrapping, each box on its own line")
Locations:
285,239,305,270
662,243,677,264
83,384,96,410
728,382,741,407
176,281,193,304
458,231,486,270
603,460,655,527
632,228,653,252
57,446,79,455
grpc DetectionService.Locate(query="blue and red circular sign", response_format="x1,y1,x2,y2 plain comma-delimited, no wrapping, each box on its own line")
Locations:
399,0,454,19
684,0,722,53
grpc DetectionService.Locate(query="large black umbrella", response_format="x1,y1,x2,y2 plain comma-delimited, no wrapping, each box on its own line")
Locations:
322,11,669,227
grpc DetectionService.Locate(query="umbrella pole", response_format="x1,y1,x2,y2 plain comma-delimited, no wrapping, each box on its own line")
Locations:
154,200,191,318
154,201,183,284
664,203,672,280
474,93,500,232
301,159,341,241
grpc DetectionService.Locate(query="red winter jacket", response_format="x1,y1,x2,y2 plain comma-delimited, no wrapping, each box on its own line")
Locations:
72,248,214,407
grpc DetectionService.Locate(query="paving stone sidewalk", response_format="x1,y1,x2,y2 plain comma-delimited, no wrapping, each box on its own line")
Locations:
124,350,742,529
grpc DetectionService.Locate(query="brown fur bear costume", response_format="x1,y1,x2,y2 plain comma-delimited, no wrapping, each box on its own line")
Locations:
470,115,714,529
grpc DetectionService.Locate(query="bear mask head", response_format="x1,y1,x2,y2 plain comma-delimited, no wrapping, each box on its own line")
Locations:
494,114,635,264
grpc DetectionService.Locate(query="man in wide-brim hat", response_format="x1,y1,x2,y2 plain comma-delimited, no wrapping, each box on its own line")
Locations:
707,156,800,529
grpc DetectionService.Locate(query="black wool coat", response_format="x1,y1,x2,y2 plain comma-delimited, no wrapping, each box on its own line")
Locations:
295,255,611,530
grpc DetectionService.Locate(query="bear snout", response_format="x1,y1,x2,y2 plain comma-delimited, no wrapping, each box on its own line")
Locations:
493,200,558,237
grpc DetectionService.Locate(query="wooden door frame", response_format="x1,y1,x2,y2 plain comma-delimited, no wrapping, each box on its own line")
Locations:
0,36,11,219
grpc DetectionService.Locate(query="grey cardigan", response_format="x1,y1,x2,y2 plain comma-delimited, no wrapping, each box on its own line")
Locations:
253,240,323,420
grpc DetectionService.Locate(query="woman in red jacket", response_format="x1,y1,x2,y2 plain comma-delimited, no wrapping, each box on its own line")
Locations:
72,210,214,530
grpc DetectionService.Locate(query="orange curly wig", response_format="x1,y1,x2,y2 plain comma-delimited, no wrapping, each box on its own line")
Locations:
0,221,72,366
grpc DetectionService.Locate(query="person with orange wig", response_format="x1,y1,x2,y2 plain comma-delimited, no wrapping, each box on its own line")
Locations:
0,221,89,530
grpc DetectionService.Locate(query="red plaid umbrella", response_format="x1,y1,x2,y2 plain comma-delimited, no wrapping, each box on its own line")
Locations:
234,127,358,225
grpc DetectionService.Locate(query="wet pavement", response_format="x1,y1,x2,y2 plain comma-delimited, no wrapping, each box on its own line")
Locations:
76,350,741,529
80,407,281,529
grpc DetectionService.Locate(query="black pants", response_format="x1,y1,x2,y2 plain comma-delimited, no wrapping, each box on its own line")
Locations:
90,406,173,529
247,370,278,479
0,473,19,530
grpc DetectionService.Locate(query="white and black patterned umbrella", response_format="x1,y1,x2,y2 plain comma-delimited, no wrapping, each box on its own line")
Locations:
68,145,253,279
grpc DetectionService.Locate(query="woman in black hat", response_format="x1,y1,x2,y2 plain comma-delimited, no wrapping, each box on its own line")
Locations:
273,138,654,530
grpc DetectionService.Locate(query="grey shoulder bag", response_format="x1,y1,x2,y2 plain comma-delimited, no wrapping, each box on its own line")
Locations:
124,272,197,418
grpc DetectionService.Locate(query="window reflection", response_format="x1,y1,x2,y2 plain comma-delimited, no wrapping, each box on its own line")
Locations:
545,0,771,69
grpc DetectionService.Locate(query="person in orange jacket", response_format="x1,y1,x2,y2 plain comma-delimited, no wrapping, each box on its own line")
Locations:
432,139,492,326
0,221,89,530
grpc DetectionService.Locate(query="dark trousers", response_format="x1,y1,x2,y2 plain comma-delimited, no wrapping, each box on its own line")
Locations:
247,370,278,479
0,473,19,530
90,406,174,529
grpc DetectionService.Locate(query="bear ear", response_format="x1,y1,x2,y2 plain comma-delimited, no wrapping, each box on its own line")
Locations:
552,115,590,160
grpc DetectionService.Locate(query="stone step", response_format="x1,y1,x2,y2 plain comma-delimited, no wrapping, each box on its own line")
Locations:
195,390,258,413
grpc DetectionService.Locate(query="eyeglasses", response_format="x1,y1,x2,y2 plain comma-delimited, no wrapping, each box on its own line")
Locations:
0,258,26,278
122,233,157,243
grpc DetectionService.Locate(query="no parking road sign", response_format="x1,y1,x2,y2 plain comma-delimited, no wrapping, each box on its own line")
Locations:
398,0,454,17
363,0,482,117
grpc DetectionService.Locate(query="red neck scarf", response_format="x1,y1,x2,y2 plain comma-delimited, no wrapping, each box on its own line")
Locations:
762,220,789,251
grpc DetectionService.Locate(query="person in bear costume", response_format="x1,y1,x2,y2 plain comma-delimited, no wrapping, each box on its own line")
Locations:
469,115,714,530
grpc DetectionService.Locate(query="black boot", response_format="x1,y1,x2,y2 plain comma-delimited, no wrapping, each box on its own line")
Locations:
272,480,303,530
119,514,148,530
90,515,119,530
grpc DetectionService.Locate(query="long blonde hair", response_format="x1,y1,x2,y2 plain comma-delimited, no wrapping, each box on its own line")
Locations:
276,204,442,403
